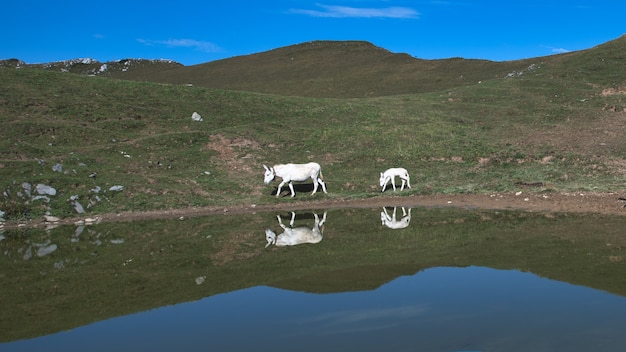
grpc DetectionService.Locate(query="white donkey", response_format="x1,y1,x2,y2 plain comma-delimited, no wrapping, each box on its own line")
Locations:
263,162,327,197
379,167,411,192
380,207,412,229
380,167,411,192
265,211,327,247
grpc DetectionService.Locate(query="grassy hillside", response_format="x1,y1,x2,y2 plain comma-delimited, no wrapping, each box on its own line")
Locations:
134,40,542,98
1,36,625,221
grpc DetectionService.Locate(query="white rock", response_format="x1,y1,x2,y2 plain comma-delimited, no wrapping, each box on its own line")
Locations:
191,112,203,121
36,184,57,196
44,215,60,222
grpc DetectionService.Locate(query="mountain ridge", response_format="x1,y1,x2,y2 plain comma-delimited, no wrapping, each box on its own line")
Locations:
2,35,625,98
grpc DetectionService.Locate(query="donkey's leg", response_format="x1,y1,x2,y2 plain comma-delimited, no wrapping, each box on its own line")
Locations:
400,179,406,191
391,177,397,191
318,178,327,193
310,176,319,195
288,182,296,197
276,180,286,197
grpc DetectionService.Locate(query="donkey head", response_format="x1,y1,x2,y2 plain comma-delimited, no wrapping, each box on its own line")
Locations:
379,172,386,187
263,164,275,185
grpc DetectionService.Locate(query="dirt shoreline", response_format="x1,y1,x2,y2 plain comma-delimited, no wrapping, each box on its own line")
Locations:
2,192,625,229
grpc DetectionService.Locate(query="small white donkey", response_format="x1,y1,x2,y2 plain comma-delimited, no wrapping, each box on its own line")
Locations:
379,167,411,192
263,162,327,197
265,212,327,247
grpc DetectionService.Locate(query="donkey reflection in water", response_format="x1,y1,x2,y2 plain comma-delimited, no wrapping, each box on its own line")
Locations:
263,162,327,197
265,211,327,248
380,207,412,229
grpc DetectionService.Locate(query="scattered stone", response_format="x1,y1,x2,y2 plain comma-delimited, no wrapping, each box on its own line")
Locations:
36,184,57,196
44,215,60,222
21,182,32,197
85,217,100,224
195,276,206,285
69,195,86,213
73,200,85,213
109,185,124,192
191,112,203,121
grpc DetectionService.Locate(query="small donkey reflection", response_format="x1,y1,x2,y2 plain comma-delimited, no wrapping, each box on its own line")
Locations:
265,211,327,248
380,207,411,229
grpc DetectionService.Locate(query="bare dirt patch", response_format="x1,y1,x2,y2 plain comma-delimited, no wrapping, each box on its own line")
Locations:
205,134,260,175
6,192,624,230
601,87,626,96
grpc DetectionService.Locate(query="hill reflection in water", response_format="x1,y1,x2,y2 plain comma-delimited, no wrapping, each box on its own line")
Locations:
3,206,626,349
4,266,626,352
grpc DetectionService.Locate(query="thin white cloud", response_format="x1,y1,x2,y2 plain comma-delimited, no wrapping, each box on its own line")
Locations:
541,45,570,54
137,38,221,53
289,4,419,19
551,47,570,54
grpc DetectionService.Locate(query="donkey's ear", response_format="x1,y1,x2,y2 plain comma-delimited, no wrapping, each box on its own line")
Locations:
263,164,269,171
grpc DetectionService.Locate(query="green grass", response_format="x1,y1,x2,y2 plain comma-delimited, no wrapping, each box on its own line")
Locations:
1,36,626,220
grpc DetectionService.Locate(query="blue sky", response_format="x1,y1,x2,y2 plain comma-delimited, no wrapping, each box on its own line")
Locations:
2,1,624,66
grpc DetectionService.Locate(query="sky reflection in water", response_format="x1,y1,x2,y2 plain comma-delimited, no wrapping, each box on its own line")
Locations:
4,266,626,352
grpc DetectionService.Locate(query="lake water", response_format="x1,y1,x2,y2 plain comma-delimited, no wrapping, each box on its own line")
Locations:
2,206,626,351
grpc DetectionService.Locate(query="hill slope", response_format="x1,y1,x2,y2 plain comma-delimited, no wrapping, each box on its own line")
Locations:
4,36,625,98
0,36,625,222
139,40,544,98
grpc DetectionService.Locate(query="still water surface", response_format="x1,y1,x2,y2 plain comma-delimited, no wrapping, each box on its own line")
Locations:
4,266,626,352
2,206,626,351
